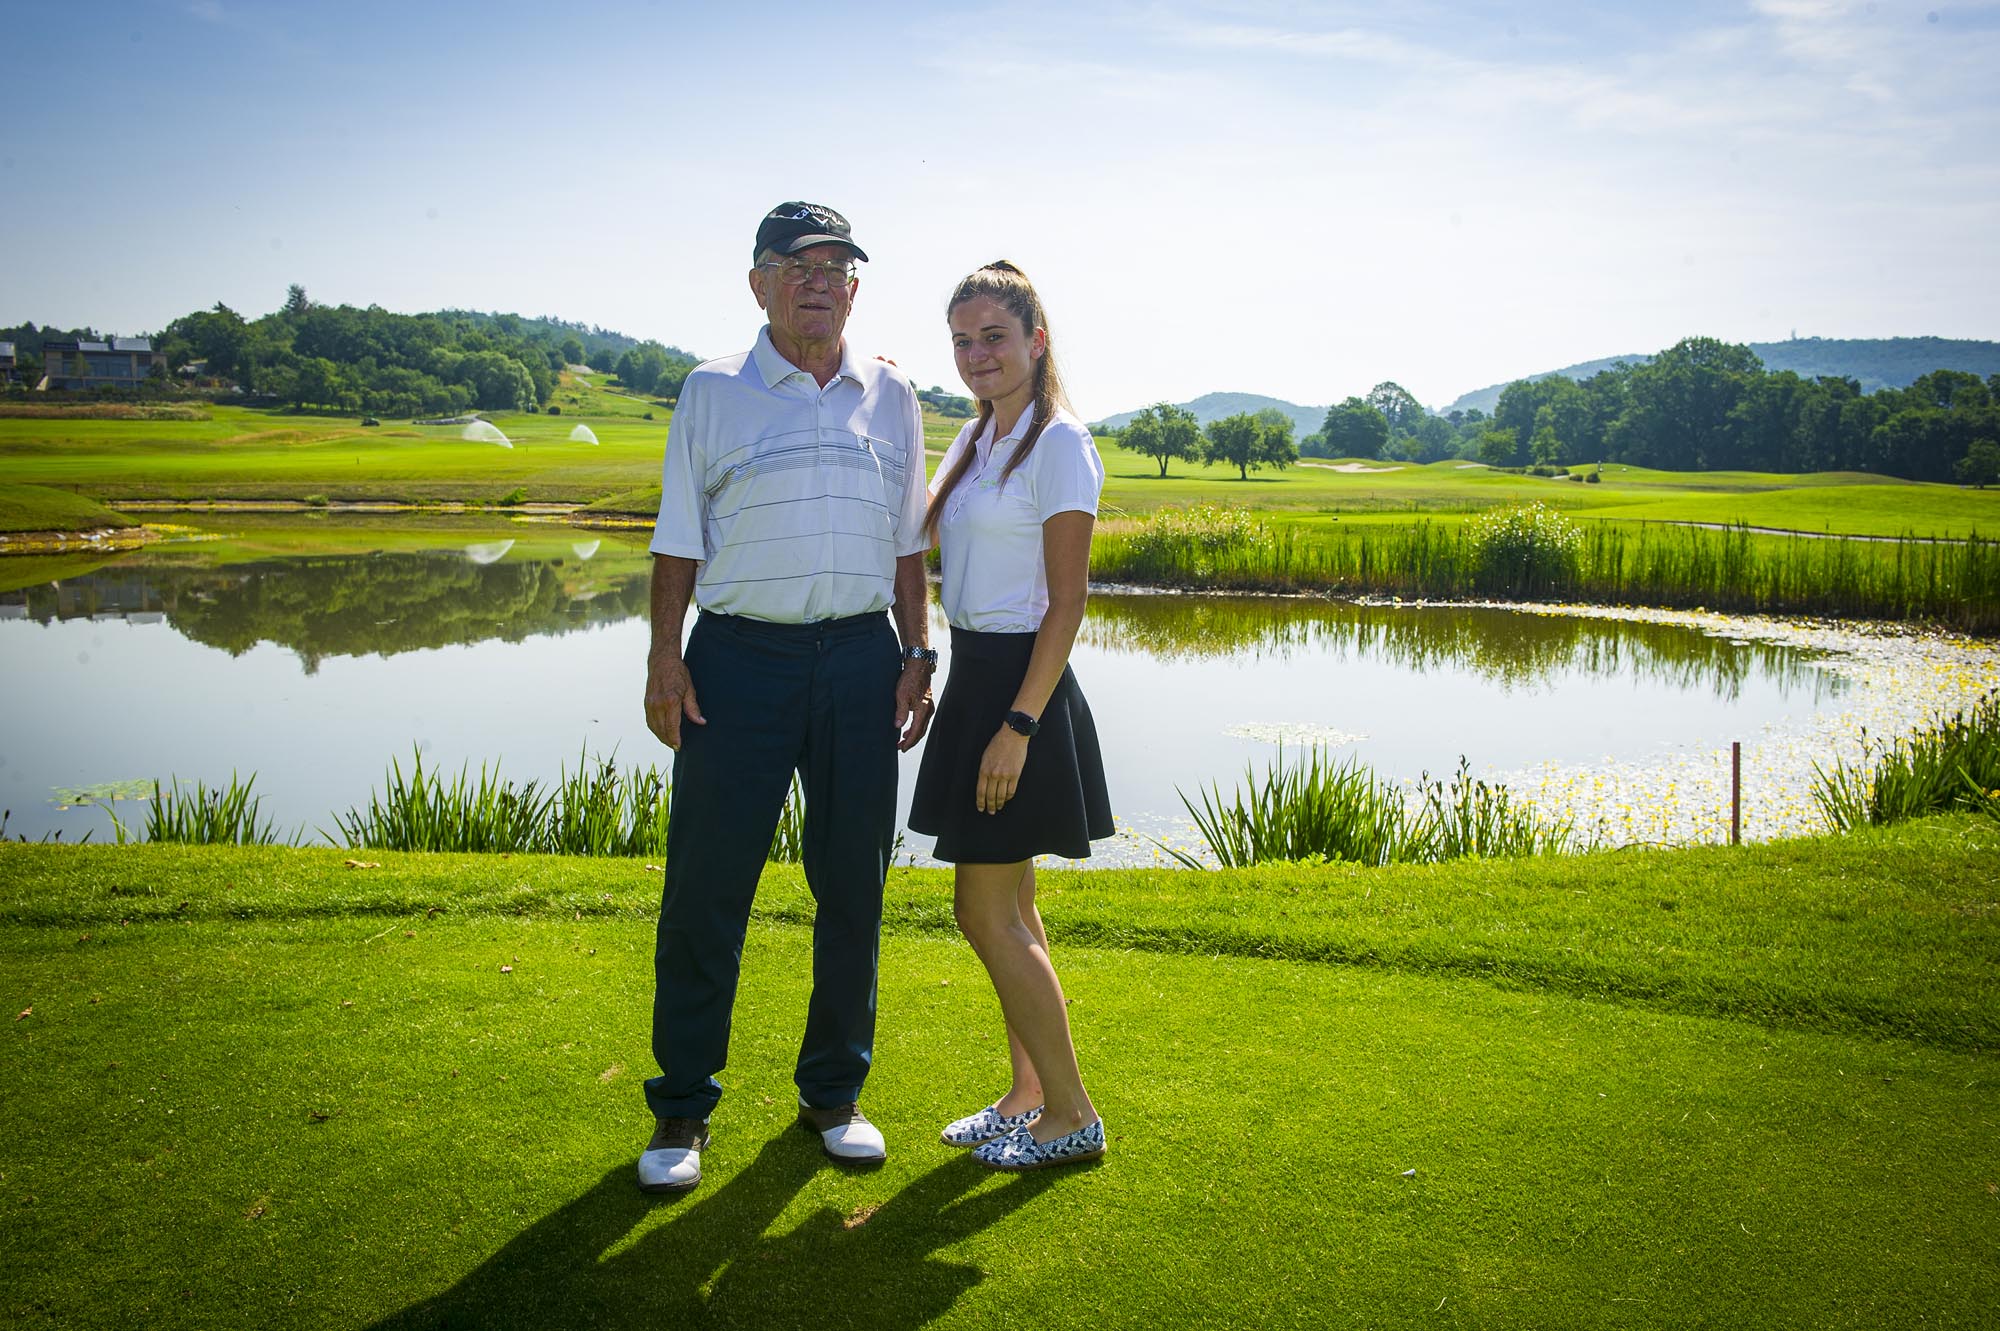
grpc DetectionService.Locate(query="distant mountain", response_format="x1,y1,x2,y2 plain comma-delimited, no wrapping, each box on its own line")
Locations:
1442,337,2000,417
1093,391,1325,441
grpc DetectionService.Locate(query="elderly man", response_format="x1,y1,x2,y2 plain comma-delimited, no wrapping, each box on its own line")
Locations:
637,202,936,1194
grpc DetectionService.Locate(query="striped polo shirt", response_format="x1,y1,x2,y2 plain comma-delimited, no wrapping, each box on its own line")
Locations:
649,327,930,623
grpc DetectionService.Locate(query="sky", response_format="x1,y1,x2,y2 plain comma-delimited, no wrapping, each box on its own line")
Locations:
4,0,1997,418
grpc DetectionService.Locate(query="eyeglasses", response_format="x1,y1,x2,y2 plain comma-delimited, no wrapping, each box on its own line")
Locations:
758,259,858,286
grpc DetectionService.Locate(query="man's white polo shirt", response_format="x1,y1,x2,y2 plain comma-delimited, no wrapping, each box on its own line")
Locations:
649,327,929,624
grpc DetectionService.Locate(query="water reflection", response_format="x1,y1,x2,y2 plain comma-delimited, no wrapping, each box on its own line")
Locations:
2,548,652,674
2,552,1841,703
0,524,1865,856
1083,592,1839,701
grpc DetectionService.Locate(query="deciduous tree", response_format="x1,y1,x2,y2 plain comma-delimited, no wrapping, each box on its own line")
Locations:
1122,402,1202,477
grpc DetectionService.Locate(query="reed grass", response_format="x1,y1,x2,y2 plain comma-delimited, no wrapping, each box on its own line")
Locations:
331,750,552,853
330,747,675,856
541,750,673,858
1090,507,2000,632
145,773,288,846
325,747,818,859
1811,691,2000,831
768,776,806,865
1173,746,1579,868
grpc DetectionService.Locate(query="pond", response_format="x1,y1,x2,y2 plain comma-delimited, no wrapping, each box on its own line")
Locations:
2,516,1991,864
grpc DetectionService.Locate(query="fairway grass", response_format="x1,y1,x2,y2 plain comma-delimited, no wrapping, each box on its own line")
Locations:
0,483,139,535
5,408,1998,544
4,823,1996,1329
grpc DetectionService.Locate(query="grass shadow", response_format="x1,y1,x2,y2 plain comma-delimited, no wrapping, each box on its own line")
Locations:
365,1132,1061,1330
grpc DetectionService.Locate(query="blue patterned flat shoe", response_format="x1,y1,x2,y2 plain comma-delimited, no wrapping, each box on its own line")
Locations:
971,1119,1106,1171
940,1101,1042,1147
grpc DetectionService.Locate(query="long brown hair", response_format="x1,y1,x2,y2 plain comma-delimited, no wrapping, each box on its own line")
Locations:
925,260,1071,537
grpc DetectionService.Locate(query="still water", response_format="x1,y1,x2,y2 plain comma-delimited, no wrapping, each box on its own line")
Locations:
0,518,1846,861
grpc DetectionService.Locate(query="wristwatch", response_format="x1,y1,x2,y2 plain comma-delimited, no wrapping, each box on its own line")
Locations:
902,646,939,668
1004,710,1040,737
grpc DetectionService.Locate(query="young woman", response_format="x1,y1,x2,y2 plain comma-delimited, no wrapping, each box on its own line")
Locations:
908,261,1114,1171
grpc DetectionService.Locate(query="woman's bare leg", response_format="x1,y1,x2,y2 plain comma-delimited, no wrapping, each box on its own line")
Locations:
994,861,1047,1114
955,859,1097,1141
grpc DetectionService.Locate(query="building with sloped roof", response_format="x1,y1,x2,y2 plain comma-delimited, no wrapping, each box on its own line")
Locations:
0,341,16,382
42,337,166,390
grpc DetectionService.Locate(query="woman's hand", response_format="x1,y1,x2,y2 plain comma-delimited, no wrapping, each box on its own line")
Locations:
976,727,1030,814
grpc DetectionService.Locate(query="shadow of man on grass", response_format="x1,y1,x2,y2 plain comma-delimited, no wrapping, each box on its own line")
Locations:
366,1131,1058,1331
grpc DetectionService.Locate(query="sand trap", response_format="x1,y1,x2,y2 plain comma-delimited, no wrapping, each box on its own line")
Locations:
1300,461,1405,473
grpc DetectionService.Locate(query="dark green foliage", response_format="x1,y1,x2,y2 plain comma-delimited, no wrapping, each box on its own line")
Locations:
1318,396,1390,459
1119,401,1202,476
1812,691,2000,831
1201,410,1297,479
140,302,688,418
613,342,697,396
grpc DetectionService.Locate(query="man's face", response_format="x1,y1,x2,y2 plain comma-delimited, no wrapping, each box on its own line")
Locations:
750,242,858,349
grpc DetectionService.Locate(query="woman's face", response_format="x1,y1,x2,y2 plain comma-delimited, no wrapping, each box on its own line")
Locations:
949,295,1044,408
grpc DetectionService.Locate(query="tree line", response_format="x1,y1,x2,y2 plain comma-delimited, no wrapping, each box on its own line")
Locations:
4,291,696,418
1330,338,1997,484
1117,336,2000,485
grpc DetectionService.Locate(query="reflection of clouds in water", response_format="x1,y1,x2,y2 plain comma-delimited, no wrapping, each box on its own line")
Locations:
463,540,514,565
1489,606,2000,849
1223,722,1367,746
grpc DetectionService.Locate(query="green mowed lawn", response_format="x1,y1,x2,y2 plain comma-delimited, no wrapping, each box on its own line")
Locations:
1580,482,1995,539
4,825,1996,1329
7,406,1997,540
0,483,141,534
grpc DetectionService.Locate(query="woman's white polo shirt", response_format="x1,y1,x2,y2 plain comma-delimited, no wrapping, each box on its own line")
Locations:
933,405,1104,632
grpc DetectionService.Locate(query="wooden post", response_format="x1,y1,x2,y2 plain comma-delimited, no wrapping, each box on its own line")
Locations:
1730,741,1742,846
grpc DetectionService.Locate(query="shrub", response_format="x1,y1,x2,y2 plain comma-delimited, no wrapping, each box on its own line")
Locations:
1119,504,1272,579
499,487,528,506
1466,501,1583,598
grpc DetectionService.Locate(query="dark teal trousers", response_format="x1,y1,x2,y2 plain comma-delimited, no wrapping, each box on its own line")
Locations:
645,609,901,1121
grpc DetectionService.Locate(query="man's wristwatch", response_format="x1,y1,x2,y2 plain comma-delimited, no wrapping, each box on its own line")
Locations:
902,646,939,668
1004,710,1040,738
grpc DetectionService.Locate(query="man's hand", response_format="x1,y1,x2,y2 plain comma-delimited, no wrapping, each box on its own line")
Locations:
895,662,933,752
644,654,705,750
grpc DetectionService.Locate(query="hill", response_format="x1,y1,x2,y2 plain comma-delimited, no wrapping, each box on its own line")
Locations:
1093,391,1324,440
1443,336,2000,416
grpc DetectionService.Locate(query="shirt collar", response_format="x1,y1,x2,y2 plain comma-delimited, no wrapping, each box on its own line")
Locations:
976,403,1040,457
752,325,857,391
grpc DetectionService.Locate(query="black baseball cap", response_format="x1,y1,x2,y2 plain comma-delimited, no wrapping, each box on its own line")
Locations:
754,202,869,262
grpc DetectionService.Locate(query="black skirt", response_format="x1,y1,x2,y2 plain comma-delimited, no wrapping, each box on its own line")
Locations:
909,627,1115,864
